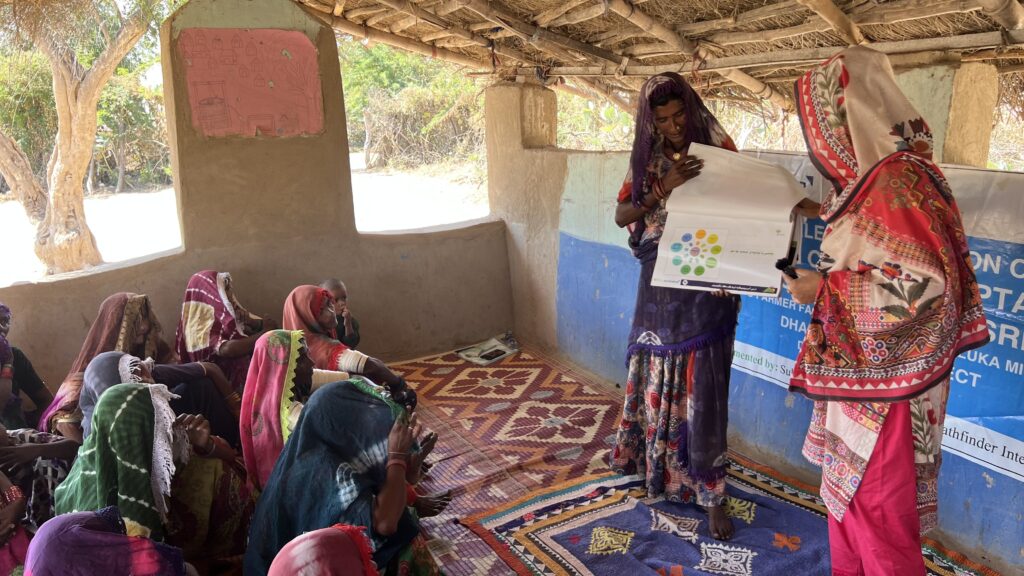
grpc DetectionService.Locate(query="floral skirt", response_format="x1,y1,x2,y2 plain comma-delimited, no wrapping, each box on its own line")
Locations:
611,341,732,507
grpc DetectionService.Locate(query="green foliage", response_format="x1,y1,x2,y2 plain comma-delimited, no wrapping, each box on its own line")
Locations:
556,92,633,151
0,50,57,177
339,38,478,149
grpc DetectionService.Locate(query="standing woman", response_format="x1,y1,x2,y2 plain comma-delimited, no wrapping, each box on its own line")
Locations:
784,47,988,575
610,72,741,540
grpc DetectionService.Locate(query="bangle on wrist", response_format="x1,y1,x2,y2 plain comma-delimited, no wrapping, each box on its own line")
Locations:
1,486,23,506
197,436,216,456
386,460,407,471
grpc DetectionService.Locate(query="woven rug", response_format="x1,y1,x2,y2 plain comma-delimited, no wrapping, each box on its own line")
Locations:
394,348,622,576
463,454,1000,576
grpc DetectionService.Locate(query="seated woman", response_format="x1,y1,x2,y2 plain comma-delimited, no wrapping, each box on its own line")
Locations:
282,285,416,411
176,270,279,393
39,292,176,441
241,331,447,513
0,467,31,574
245,381,441,576
0,303,55,430
269,524,378,576
26,506,197,576
54,383,253,564
0,423,78,532
80,351,240,448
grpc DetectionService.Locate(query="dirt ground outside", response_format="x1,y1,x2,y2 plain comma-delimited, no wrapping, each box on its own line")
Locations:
0,152,489,286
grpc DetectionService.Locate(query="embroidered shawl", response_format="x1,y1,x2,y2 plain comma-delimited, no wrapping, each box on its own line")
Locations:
25,507,187,576
240,329,307,490
281,285,349,371
55,383,188,540
244,380,417,576
791,46,989,527
175,270,253,391
790,46,989,401
40,293,174,432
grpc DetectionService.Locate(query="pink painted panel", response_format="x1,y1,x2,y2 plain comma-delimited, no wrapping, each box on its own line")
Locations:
179,28,324,138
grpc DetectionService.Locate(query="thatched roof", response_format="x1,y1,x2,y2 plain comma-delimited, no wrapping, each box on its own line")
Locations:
295,0,1024,117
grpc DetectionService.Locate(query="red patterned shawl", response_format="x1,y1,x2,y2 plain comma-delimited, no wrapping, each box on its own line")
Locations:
175,270,252,391
790,47,989,402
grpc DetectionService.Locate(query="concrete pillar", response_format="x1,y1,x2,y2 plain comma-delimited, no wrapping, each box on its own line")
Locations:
895,62,998,167
485,83,566,349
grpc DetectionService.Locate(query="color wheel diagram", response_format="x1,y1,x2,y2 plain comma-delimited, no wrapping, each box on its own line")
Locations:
668,228,725,278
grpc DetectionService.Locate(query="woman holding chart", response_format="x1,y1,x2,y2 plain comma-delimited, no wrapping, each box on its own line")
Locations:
611,72,741,540
784,46,988,574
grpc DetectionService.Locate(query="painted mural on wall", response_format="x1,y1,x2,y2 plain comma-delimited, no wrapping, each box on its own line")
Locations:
178,28,323,138
733,151,1024,484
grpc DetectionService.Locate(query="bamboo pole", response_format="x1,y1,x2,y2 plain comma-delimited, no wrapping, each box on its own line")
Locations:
460,0,625,65
710,0,985,47
497,28,1024,77
346,6,387,19
327,14,489,68
677,0,804,35
794,0,866,45
534,0,590,26
546,3,611,28
603,0,794,111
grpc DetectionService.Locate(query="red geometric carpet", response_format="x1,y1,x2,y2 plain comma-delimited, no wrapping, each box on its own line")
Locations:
394,347,622,575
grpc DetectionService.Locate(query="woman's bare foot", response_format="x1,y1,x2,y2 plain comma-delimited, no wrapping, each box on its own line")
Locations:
413,490,453,518
407,431,438,484
708,504,734,540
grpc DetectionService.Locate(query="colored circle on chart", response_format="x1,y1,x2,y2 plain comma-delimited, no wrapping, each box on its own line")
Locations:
671,243,683,252
672,256,683,266
681,265,692,275
690,247,701,256
706,257,718,269
695,266,706,276
707,233,719,244
695,229,707,239
681,233,693,242
711,245,722,255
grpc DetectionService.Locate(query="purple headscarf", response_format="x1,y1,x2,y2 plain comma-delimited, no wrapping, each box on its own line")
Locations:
628,73,735,207
25,506,186,576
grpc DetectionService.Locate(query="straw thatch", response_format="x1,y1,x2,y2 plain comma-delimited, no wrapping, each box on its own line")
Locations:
295,0,1024,118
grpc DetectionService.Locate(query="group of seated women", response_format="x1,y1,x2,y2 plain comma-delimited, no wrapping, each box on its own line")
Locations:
0,270,449,575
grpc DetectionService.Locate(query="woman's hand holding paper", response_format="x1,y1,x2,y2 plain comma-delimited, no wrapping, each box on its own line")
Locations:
783,269,823,304
658,155,704,196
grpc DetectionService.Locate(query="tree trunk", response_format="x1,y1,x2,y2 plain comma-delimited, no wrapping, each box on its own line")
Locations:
114,142,126,194
0,131,47,223
29,10,152,274
85,153,96,195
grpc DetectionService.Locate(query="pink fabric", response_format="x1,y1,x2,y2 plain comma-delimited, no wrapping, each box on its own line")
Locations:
268,524,378,576
0,526,29,575
240,330,302,491
827,401,924,576
281,286,348,371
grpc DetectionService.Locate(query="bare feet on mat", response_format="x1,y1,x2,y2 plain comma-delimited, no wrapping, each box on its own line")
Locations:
408,431,438,484
414,490,453,518
708,505,734,540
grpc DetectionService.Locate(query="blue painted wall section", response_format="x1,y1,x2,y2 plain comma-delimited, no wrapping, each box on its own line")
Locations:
553,150,1024,570
556,233,638,383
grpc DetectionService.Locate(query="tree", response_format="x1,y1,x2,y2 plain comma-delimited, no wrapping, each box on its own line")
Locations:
0,1,163,273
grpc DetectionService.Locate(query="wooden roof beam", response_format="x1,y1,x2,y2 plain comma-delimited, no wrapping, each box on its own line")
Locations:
546,3,611,28
603,0,794,111
794,0,866,45
323,13,488,68
710,0,986,47
534,0,590,26
346,6,387,19
975,0,1024,29
677,0,804,36
460,0,626,65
